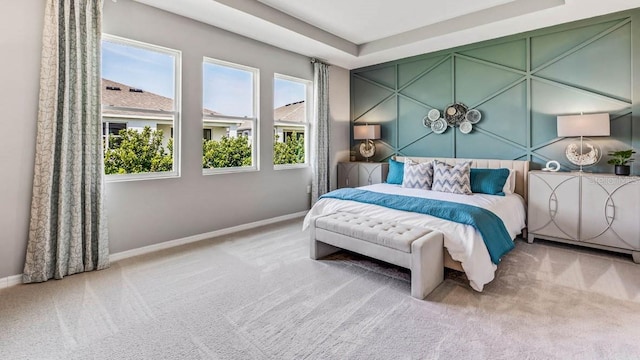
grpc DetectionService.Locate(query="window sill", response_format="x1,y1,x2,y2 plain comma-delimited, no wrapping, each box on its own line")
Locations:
105,171,180,183
202,166,258,176
274,163,310,171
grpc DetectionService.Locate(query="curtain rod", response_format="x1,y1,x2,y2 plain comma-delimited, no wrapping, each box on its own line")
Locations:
310,58,329,66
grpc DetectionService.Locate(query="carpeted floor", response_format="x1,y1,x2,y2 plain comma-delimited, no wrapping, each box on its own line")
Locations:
1,218,639,359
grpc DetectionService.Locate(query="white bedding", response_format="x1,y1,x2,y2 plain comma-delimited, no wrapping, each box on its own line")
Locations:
303,183,527,291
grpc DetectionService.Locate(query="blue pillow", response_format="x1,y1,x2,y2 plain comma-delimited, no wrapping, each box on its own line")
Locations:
470,168,510,196
386,158,404,184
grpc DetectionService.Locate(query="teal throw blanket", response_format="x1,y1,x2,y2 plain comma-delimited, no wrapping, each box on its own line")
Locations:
319,188,514,264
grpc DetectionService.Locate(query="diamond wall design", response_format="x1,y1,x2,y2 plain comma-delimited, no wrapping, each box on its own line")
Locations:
351,12,638,175
460,38,527,71
454,57,523,107
399,59,452,108
476,82,528,145
530,20,621,70
397,56,448,88
535,24,632,102
398,97,432,148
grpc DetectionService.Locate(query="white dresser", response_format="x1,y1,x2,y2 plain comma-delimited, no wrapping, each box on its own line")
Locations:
337,162,389,188
528,171,640,263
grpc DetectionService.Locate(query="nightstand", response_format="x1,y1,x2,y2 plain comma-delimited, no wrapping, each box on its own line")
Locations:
337,162,389,188
528,170,640,263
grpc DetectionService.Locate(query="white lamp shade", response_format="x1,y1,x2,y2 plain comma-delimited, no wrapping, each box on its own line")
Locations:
353,124,381,140
557,113,610,137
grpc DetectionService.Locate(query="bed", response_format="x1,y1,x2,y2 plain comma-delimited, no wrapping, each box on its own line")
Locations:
303,157,529,291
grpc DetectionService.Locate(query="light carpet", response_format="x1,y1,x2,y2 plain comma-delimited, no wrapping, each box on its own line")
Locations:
1,218,639,359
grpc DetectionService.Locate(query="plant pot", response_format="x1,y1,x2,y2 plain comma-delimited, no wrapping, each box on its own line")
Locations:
614,165,630,176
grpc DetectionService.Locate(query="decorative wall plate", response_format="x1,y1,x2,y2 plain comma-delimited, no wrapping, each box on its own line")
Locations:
427,109,440,121
465,109,481,124
459,121,473,134
422,115,433,128
444,103,468,126
431,118,448,134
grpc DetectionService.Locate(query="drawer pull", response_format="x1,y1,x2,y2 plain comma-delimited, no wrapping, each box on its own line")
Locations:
606,200,615,222
549,194,558,218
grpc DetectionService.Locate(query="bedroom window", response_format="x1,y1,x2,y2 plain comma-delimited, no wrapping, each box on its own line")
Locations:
273,74,311,168
202,58,259,173
101,34,181,180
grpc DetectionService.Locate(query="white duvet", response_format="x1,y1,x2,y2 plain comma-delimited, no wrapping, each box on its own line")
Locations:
303,183,526,291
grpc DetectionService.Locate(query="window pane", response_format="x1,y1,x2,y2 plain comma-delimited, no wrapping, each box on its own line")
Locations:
203,129,212,141
101,37,178,176
102,40,175,110
203,62,254,118
108,122,127,135
202,59,257,171
274,76,308,165
274,78,306,112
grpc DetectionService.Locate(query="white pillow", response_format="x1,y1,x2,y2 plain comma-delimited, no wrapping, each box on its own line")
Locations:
502,169,516,194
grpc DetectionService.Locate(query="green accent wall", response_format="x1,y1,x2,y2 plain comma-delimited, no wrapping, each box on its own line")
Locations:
351,10,640,175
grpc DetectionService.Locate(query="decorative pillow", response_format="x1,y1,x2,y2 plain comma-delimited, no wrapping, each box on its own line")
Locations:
386,158,404,185
470,168,510,196
431,160,472,195
502,169,516,195
402,159,433,190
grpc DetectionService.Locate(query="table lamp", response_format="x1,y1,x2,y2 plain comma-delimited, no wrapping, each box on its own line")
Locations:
353,124,381,162
557,113,610,172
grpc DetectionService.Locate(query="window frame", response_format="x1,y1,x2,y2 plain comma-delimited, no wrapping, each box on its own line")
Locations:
273,73,312,170
202,57,260,175
101,34,182,182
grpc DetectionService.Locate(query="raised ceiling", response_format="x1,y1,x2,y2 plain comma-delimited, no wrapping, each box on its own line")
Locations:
133,0,640,69
257,0,516,44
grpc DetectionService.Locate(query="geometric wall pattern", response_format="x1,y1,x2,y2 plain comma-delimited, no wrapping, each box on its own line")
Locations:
351,13,638,175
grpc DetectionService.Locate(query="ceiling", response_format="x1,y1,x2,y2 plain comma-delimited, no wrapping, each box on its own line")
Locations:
133,0,640,69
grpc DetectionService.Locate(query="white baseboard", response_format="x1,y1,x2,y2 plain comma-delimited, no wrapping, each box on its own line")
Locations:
109,210,308,262
0,211,308,290
0,274,23,290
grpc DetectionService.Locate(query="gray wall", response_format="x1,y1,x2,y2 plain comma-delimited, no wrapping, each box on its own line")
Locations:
351,10,640,175
0,0,350,279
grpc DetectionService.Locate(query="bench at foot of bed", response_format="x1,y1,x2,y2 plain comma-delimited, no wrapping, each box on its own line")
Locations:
310,212,444,300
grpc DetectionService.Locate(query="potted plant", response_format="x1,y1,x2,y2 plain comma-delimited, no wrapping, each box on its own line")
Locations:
607,149,636,176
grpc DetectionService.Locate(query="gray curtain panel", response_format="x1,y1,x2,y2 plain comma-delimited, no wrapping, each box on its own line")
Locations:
23,0,109,283
311,60,330,204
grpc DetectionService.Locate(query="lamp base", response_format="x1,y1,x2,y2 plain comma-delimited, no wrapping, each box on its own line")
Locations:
359,140,376,161
565,136,601,171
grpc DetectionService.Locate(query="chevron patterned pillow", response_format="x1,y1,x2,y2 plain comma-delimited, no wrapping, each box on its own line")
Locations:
402,159,433,190
432,160,473,195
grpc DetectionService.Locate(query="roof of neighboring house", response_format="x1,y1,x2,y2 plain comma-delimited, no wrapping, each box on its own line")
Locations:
102,78,306,132
274,100,305,123
102,79,172,119
237,101,307,131
101,78,220,119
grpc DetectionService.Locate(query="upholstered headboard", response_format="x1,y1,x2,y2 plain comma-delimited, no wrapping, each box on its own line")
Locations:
394,157,530,203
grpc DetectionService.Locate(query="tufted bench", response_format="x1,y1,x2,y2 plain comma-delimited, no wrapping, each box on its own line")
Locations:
310,212,444,299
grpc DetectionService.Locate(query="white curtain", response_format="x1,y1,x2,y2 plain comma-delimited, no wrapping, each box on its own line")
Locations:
311,59,330,204
23,0,109,283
